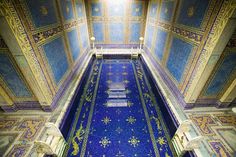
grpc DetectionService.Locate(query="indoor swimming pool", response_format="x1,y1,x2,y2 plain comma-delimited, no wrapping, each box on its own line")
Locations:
61,58,176,157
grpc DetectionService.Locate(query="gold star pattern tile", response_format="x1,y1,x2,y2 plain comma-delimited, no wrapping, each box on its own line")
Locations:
101,116,111,125
127,101,133,107
128,136,140,147
99,137,111,148
126,116,136,124
157,137,166,145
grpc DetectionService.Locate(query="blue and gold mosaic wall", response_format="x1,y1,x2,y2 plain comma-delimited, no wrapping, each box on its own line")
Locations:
20,0,89,92
144,0,213,85
22,0,89,89
86,0,148,45
0,36,35,104
0,54,32,97
144,0,221,97
0,0,90,110
199,31,236,100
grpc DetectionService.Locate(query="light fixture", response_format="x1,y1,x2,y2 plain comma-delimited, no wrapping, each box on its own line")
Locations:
232,107,236,114
90,36,95,49
139,37,144,49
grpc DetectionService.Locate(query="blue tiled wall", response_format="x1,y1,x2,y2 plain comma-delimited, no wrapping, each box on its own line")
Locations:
87,1,147,45
109,23,124,42
67,30,80,61
154,29,168,60
107,2,125,17
91,3,102,16
145,25,154,49
92,23,104,42
25,0,57,27
204,52,236,96
148,2,158,18
144,0,234,104
177,0,210,28
60,0,74,20
160,1,175,22
43,37,69,84
0,53,32,97
76,0,84,17
130,23,141,42
79,24,89,49
131,2,143,16
166,37,193,82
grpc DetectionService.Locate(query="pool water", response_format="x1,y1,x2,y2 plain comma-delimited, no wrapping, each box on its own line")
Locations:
63,59,176,157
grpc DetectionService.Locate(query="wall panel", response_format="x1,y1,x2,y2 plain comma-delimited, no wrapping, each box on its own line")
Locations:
0,53,32,98
0,37,36,105
86,0,148,46
144,0,216,89
166,37,194,83
67,29,81,61
154,28,168,60
0,0,90,111
25,0,58,28
143,0,236,107
42,37,69,85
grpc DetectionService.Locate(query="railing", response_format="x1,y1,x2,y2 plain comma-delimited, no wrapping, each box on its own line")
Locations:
92,46,142,59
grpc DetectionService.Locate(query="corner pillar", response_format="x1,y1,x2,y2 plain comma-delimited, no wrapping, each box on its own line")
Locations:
184,1,236,105
0,0,53,110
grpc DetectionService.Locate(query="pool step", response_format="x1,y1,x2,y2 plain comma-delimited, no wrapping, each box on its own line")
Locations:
131,53,139,59
34,122,67,157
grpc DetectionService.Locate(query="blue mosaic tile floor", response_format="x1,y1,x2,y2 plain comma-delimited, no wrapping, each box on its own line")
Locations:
65,59,175,157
